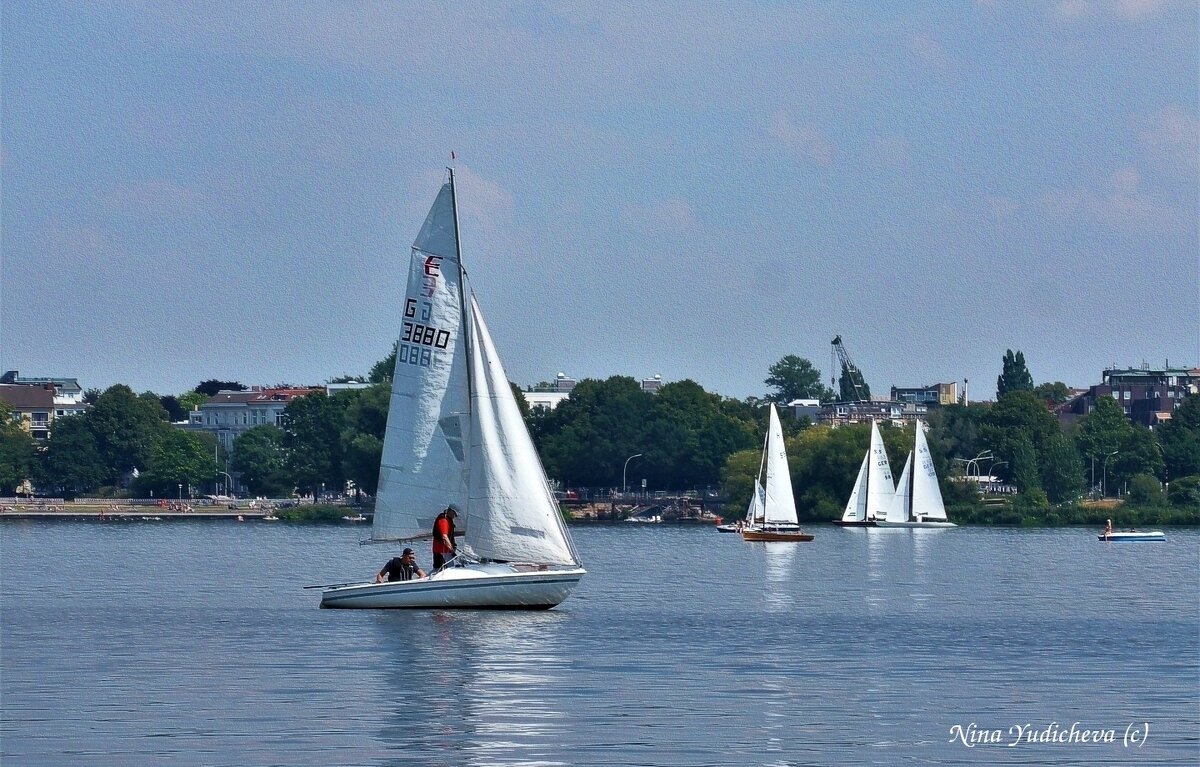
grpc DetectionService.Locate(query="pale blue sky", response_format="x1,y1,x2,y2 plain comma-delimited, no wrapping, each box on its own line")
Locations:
3,1,1197,400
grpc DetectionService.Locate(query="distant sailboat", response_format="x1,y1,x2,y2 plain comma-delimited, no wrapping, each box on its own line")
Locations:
717,479,762,532
320,171,586,608
875,421,956,528
835,420,893,526
742,404,814,542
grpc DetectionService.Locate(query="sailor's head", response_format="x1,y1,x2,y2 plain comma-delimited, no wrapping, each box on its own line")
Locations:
401,547,416,560
445,505,459,518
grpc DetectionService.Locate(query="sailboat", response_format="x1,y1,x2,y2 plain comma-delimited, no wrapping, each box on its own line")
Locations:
875,421,956,528
835,420,893,526
717,480,763,532
321,172,586,609
742,404,814,542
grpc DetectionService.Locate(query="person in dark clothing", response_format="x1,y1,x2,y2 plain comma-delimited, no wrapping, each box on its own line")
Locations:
432,506,458,570
375,548,426,583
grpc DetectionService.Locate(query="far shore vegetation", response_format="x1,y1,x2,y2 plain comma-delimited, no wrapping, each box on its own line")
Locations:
2,350,1197,527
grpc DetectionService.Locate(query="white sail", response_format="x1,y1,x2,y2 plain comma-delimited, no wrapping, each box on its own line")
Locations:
911,422,947,520
373,182,471,542
885,452,913,523
761,404,799,527
865,420,894,520
746,479,764,523
464,296,579,566
841,452,869,522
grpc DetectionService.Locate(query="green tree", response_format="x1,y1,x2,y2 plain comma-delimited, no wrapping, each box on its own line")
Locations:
1167,475,1200,508
282,392,347,496
765,355,834,404
1075,396,1134,493
1110,427,1164,495
87,385,171,483
1009,433,1041,493
837,363,871,401
1033,381,1072,405
1039,432,1085,503
639,380,758,489
340,383,390,496
37,414,106,494
232,425,293,497
1126,473,1164,506
135,429,217,498
177,390,209,413
196,380,247,397
369,343,398,383
996,349,1034,397
535,377,655,487
0,402,36,494
1158,394,1200,480
980,391,1059,484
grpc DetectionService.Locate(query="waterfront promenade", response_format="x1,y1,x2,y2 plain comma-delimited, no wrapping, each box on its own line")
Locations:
0,497,314,521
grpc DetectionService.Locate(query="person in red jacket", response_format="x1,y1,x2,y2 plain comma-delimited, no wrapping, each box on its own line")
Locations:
432,506,458,570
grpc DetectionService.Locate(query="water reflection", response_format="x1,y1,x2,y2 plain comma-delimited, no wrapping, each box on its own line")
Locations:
375,611,569,767
762,543,798,612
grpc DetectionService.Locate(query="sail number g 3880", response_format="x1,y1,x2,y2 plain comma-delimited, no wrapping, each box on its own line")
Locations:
401,321,450,350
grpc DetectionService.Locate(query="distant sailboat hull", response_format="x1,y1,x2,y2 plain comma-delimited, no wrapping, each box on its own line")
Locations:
874,519,957,528
320,563,586,609
833,519,877,527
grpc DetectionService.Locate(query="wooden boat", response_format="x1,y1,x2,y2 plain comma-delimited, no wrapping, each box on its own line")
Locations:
742,527,815,542
740,404,813,543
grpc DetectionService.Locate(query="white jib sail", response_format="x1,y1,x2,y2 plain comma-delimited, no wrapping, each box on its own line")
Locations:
762,404,799,526
912,422,947,520
464,296,579,566
866,420,895,520
885,452,913,523
841,452,869,522
746,479,765,524
373,182,471,542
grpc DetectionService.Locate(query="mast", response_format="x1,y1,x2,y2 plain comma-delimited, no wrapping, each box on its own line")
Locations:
448,167,474,522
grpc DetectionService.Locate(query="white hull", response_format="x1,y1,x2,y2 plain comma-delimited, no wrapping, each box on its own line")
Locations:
320,563,586,609
874,520,957,528
1099,531,1165,542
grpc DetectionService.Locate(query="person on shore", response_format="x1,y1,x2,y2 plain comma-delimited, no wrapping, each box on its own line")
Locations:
376,548,426,583
432,506,458,570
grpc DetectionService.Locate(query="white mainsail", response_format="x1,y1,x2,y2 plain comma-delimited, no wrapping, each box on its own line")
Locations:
911,422,947,520
373,182,471,542
761,404,799,527
885,452,913,523
371,178,579,566
841,420,894,522
865,421,894,520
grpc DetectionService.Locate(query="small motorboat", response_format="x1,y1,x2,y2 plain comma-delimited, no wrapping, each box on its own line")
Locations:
715,523,741,533
1098,530,1166,542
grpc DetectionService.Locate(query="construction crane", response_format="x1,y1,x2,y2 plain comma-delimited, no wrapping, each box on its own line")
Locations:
831,335,870,403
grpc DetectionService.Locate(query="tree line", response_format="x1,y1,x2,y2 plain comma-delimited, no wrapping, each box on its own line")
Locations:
2,350,1198,523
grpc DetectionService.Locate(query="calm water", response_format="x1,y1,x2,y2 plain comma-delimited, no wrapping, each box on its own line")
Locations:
1,521,1197,766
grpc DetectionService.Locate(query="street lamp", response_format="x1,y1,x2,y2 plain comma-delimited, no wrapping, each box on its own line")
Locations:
623,454,643,495
218,471,235,497
1102,450,1119,497
177,483,182,500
